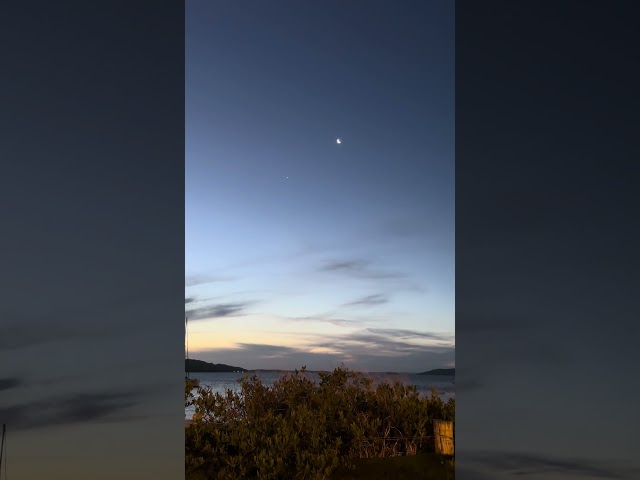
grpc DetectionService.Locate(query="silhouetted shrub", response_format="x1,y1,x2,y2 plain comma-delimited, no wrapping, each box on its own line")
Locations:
185,366,455,479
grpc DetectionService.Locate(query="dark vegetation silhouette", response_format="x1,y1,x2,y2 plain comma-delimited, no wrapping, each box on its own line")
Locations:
185,366,454,479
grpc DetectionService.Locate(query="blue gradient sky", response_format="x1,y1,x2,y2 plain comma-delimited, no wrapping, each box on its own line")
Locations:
186,0,454,372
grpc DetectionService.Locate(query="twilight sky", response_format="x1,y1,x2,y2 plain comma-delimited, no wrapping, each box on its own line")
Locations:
185,0,454,372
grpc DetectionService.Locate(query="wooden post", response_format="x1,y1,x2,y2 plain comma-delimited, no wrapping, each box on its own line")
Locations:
185,412,202,428
433,420,454,455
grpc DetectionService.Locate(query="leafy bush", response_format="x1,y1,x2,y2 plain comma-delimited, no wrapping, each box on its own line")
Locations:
185,366,455,480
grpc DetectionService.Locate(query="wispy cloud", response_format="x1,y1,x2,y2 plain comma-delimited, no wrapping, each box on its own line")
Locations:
314,332,453,357
320,259,406,280
234,343,298,359
321,260,368,272
367,328,454,342
194,325,455,372
186,301,254,320
195,336,454,372
0,377,22,391
343,293,389,307
1,284,187,351
0,390,146,432
185,274,235,287
287,314,363,327
0,323,87,351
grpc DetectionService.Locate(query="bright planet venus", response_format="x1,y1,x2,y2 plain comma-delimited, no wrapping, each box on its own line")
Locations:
336,138,341,144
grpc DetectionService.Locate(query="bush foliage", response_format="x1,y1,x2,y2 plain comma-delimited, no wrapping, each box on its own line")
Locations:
185,366,455,480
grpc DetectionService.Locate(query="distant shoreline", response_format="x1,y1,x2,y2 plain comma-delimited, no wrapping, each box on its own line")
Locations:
187,360,454,376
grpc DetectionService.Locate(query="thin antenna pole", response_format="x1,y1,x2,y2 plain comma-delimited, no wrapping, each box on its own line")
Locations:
185,317,190,379
0,424,5,479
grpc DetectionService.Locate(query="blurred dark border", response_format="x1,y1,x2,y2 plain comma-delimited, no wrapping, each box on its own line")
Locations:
456,1,639,479
1,1,184,478
3,0,639,478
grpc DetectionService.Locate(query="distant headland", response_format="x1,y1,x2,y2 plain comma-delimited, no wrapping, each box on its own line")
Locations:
418,368,455,376
186,359,247,373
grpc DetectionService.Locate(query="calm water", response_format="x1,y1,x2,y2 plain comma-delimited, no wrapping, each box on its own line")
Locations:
185,371,454,419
